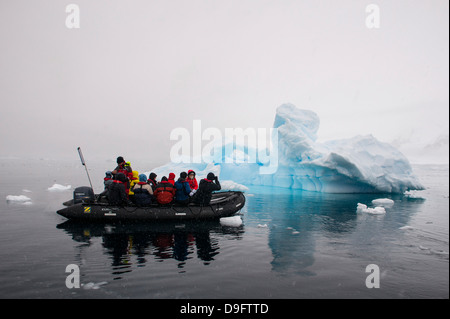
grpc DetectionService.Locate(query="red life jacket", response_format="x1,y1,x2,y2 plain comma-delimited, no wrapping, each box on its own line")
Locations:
154,181,175,204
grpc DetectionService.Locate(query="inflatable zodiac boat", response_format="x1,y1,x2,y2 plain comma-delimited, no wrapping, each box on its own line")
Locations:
57,186,246,221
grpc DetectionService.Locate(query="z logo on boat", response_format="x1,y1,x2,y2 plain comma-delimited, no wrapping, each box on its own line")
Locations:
84,206,91,213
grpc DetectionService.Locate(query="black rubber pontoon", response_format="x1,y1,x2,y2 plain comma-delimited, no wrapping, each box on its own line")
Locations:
57,191,245,221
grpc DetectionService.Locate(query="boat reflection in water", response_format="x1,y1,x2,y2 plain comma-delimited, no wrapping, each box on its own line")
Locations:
57,220,244,279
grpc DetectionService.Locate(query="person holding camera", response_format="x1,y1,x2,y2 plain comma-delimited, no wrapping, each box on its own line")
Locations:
193,172,221,206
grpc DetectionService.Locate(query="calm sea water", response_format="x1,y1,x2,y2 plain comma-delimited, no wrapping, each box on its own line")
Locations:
0,158,448,299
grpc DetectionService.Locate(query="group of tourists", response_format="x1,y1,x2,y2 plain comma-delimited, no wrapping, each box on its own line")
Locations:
99,156,221,207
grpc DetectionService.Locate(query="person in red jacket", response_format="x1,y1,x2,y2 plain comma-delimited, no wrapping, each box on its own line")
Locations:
112,156,132,176
154,176,176,205
168,172,176,186
111,157,132,194
187,170,198,191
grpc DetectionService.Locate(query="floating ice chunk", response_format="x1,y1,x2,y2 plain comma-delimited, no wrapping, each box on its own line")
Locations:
369,207,386,215
6,195,32,202
22,189,32,193
356,203,386,214
372,198,395,207
257,224,268,228
399,225,415,230
356,203,368,213
82,281,108,290
220,180,249,192
419,246,430,250
48,184,71,192
220,216,243,227
292,231,300,235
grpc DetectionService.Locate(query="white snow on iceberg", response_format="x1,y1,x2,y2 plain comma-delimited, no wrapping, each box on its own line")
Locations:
220,180,249,192
149,104,424,194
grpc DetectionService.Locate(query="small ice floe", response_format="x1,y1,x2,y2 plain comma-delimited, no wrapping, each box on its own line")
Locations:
81,281,108,290
6,195,32,204
399,225,415,230
285,227,299,234
47,184,71,192
220,216,243,227
419,245,430,250
372,198,395,207
356,203,386,215
257,224,268,228
220,181,249,192
22,189,32,193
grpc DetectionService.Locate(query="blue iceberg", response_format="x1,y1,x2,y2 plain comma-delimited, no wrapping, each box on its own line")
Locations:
150,104,424,194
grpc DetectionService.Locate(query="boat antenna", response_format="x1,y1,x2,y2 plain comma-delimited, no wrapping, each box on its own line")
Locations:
77,147,94,191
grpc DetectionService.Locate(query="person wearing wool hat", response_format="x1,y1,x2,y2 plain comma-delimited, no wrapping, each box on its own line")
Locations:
192,172,221,206
112,156,132,175
132,174,153,206
147,172,158,191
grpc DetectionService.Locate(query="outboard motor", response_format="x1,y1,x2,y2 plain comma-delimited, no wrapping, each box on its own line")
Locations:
73,186,95,204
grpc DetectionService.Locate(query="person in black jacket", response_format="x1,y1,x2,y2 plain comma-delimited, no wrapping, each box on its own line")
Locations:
108,173,133,206
132,174,154,207
147,172,158,191
97,171,114,202
193,173,221,206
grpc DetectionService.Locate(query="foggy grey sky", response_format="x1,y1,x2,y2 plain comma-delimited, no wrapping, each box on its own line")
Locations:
0,0,448,164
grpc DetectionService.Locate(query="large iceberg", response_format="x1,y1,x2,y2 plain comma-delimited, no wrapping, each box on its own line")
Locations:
149,104,424,194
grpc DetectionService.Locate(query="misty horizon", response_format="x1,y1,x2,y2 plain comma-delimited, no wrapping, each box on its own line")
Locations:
0,0,448,164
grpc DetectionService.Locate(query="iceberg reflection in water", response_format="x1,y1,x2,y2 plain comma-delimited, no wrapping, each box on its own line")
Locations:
54,184,444,298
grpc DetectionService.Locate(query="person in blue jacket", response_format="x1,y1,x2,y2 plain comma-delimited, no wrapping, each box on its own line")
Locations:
174,172,191,205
